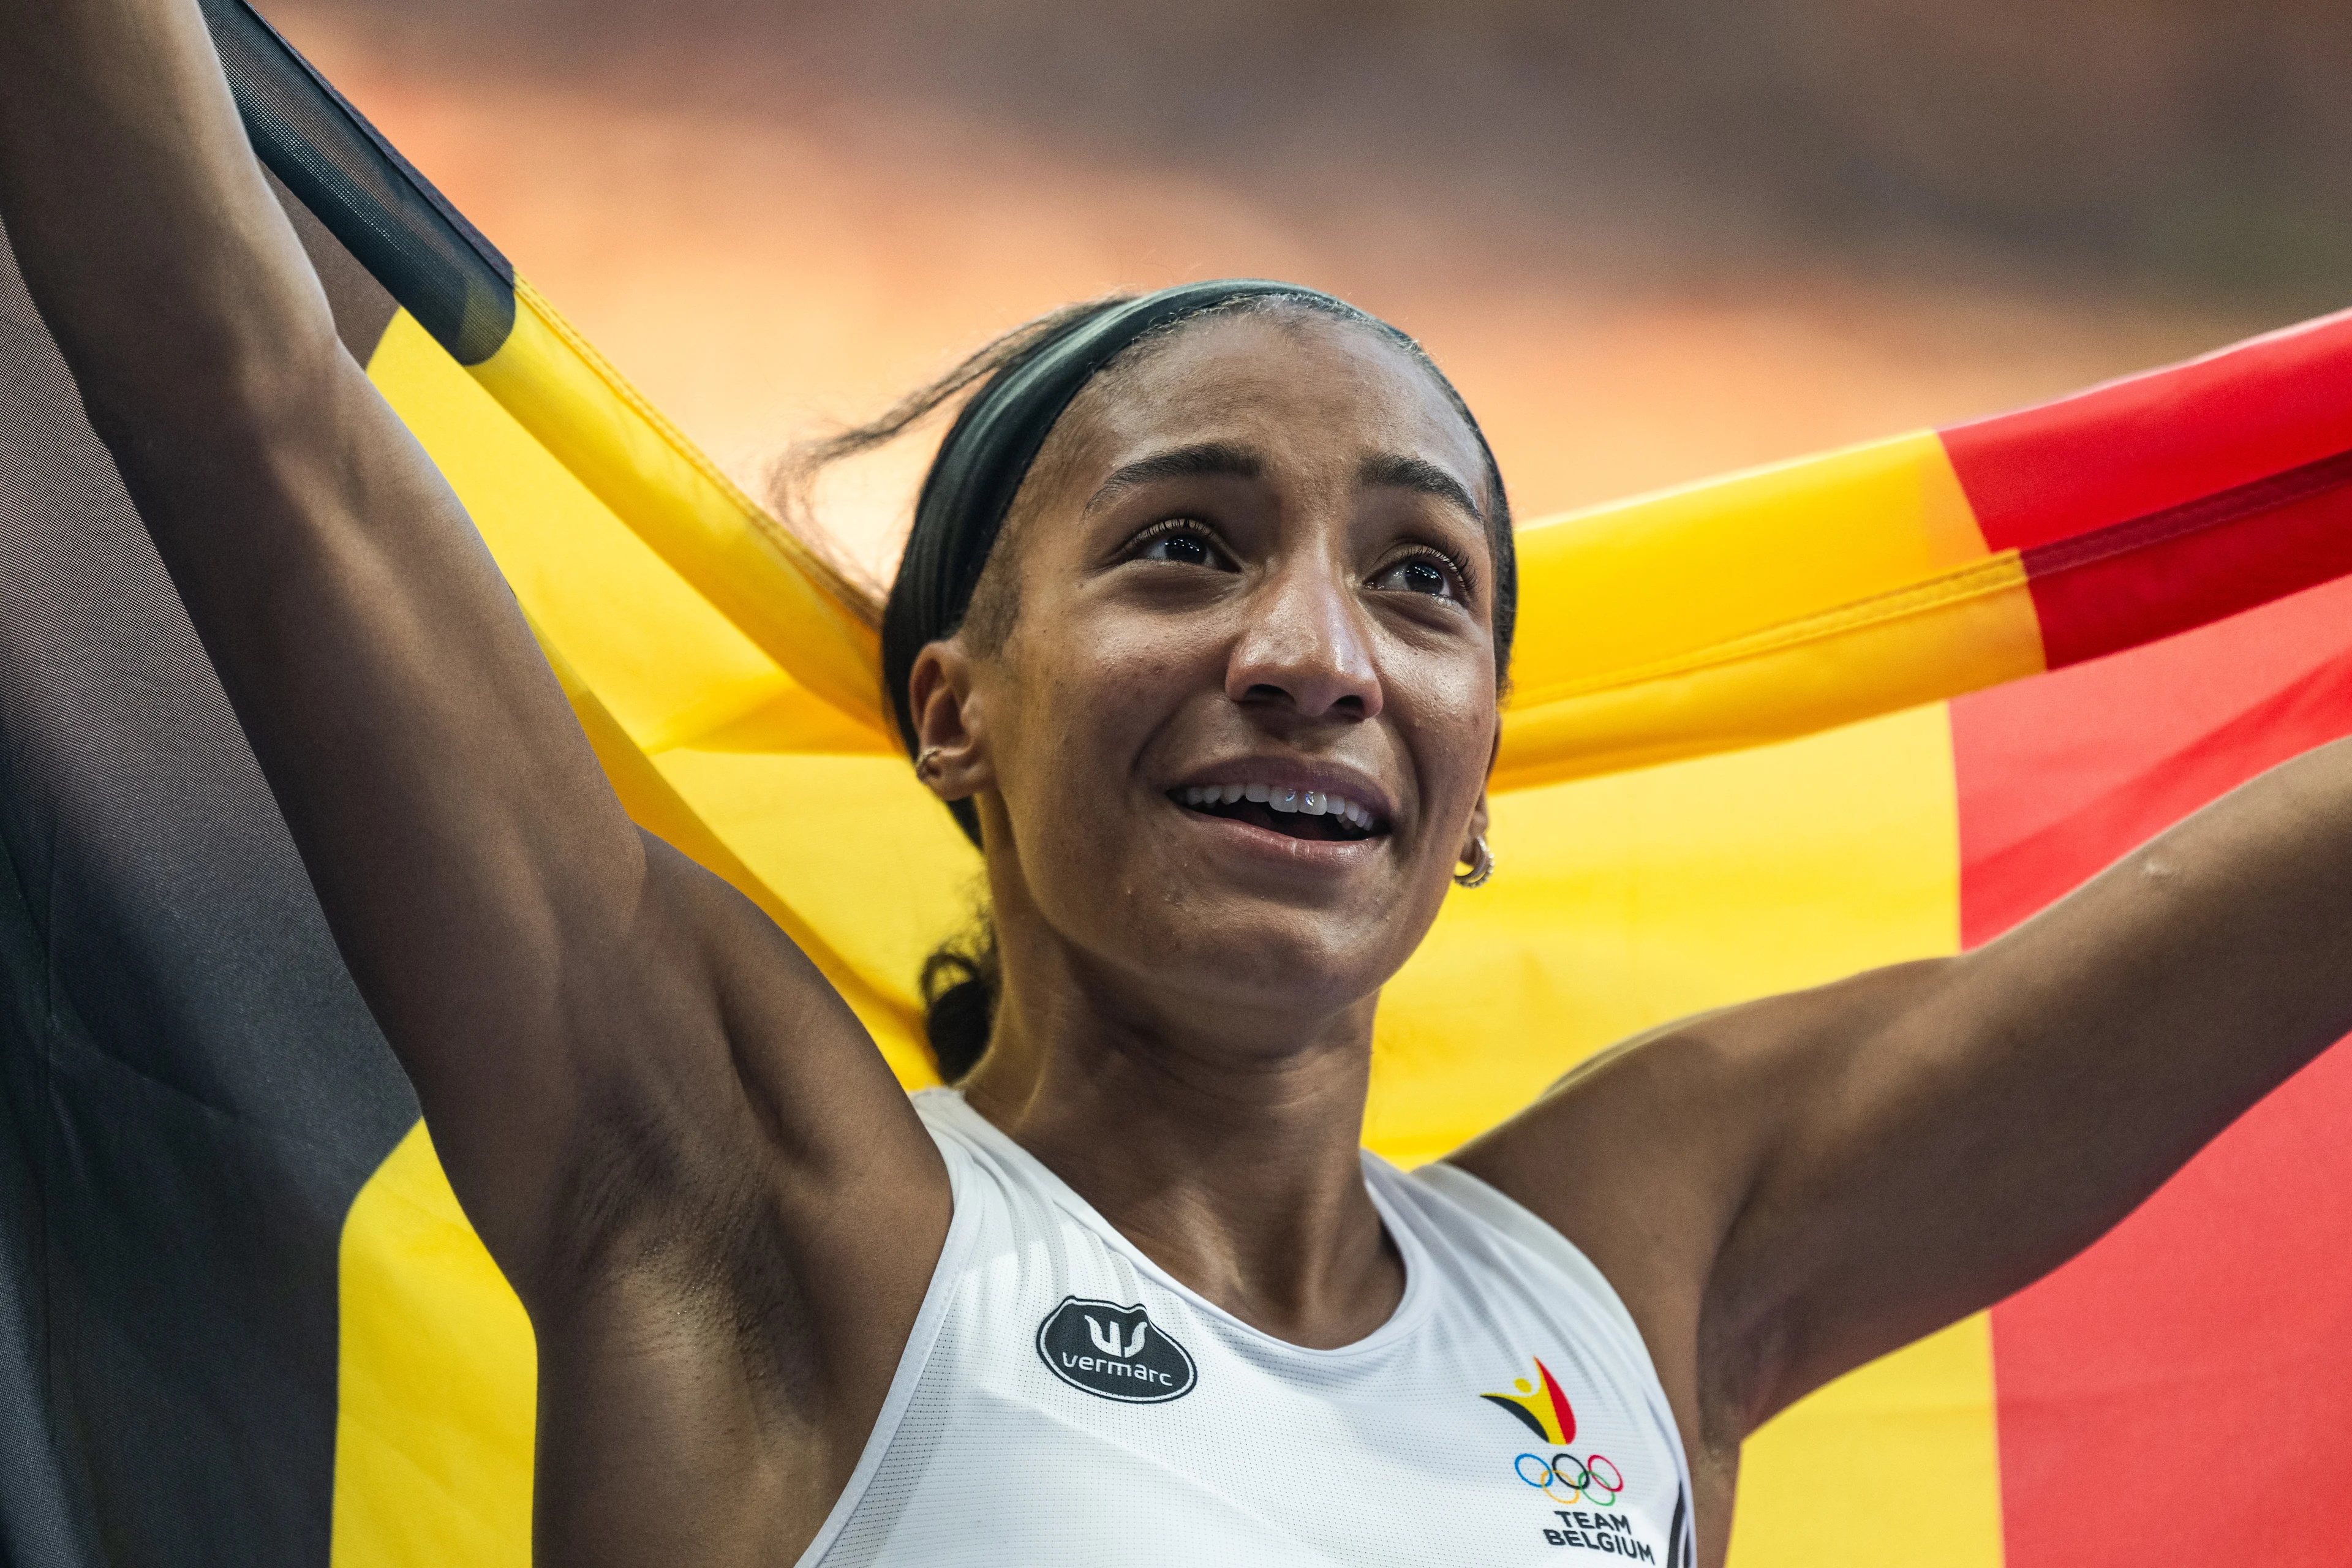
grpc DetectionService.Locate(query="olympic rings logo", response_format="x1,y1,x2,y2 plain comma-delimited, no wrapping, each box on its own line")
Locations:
1515,1450,1624,1507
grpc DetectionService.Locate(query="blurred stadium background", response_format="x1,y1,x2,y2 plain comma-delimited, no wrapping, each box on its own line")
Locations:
268,0,2351,575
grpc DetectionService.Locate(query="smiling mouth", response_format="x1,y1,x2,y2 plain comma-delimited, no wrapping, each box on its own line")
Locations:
1172,782,1386,843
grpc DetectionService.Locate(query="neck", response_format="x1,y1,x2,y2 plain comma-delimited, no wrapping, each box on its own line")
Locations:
958,964,1404,1350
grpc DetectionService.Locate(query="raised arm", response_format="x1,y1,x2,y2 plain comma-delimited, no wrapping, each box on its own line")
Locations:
0,0,940,1310
1460,735,2352,1528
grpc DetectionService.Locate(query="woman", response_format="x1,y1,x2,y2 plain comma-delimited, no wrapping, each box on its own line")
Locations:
6,4,2351,1566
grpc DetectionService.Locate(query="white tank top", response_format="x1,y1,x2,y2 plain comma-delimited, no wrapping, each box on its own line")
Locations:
798,1090,1697,1567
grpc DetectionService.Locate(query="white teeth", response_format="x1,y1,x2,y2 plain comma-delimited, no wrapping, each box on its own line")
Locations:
1179,781,1381,831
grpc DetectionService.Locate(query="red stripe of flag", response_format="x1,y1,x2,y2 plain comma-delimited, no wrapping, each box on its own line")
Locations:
1952,571,2352,1567
1942,309,2352,553
2018,447,2352,669
1940,307,2352,673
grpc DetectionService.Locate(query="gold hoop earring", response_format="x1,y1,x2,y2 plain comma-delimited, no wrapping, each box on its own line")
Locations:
914,746,943,781
1453,835,1495,889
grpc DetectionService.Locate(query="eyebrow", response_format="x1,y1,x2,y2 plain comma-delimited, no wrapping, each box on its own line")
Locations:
1356,451,1484,524
1080,442,1485,524
1084,442,1265,513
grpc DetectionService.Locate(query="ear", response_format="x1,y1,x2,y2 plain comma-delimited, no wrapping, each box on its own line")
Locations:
1461,717,1499,864
1461,790,1491,867
908,639,992,803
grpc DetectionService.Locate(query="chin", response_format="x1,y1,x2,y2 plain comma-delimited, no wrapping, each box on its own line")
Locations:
1122,905,1408,1018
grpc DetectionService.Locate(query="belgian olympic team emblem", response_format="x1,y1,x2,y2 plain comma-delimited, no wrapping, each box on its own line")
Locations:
1480,1356,1627,1507
1036,1297,1197,1403
1513,1449,1626,1508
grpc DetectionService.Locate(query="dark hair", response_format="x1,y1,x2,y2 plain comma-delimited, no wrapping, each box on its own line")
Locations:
792,281,1517,1082
919,921,1001,1084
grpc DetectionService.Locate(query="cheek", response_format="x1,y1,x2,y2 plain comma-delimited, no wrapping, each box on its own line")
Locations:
995,616,1208,819
1395,656,1499,812
987,628,1216,944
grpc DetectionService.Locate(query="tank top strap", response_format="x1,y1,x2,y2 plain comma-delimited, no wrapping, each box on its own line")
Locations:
1395,1160,1651,1365
1392,1157,1694,1513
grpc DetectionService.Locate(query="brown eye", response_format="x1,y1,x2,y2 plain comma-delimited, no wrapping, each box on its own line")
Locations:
1374,553,1461,600
1128,520,1229,569
1140,532,1215,567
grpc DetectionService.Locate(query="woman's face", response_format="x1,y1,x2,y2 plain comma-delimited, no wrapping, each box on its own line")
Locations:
914,310,1501,1031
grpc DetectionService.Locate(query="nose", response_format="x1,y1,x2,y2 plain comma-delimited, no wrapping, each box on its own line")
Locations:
1224,551,1384,722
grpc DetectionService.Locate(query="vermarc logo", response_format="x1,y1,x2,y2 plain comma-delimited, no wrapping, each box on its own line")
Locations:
1035,1297,1197,1403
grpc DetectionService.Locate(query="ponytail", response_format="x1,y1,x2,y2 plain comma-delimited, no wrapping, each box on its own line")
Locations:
920,917,999,1084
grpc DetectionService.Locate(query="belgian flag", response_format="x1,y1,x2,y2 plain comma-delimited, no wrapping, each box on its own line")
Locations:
0,17,421,1566
6,4,2352,1564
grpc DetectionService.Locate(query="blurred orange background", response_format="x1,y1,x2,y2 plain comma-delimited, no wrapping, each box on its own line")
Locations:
269,0,2342,581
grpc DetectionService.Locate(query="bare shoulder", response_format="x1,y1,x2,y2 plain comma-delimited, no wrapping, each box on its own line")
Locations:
1450,961,1951,1281
1443,963,1953,1489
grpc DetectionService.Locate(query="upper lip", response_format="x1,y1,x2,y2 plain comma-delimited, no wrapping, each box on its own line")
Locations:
1166,758,1400,826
